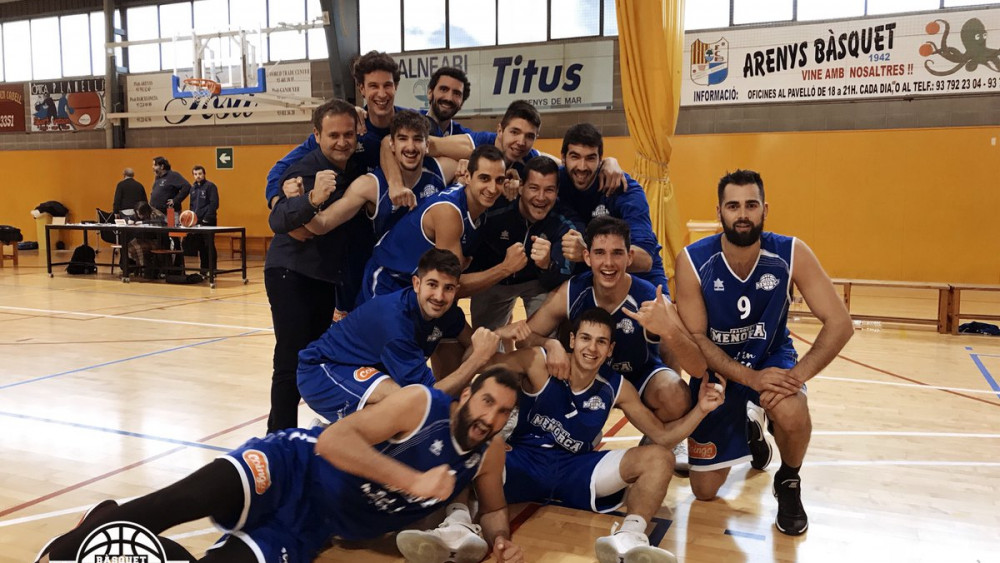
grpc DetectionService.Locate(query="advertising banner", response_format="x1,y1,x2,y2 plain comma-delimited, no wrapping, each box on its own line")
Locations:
30,78,105,131
0,84,26,132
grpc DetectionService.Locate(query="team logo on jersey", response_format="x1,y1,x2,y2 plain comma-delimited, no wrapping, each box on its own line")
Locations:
427,327,443,342
242,449,272,495
690,37,729,86
755,273,780,291
430,439,443,456
500,230,510,241
464,452,482,469
420,184,438,199
616,318,635,334
592,204,609,218
581,396,606,411
710,323,767,344
714,278,725,291
688,438,718,460
354,367,380,381
611,361,633,373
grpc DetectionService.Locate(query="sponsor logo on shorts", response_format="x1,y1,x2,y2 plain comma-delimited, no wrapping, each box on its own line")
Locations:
755,273,779,291
688,439,718,460
354,366,379,381
242,449,272,495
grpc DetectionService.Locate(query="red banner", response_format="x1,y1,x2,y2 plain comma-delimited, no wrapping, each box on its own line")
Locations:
0,84,26,132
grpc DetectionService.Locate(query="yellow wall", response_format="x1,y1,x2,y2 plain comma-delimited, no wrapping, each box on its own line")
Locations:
4,126,998,283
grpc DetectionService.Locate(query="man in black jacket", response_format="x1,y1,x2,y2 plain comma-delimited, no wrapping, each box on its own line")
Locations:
112,168,147,216
183,165,220,274
149,156,191,214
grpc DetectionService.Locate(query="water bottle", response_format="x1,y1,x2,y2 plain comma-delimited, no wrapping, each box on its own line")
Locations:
166,199,175,227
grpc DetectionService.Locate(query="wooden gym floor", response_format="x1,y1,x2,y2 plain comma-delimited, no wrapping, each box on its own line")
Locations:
1,249,998,563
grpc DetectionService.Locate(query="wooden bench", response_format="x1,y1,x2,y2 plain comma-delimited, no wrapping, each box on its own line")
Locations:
228,235,272,260
0,243,17,267
947,284,1000,334
794,278,951,333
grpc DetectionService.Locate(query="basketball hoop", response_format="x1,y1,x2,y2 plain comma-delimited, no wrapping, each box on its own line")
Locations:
182,77,222,100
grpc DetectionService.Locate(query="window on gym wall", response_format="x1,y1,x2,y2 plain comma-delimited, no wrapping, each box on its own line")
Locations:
90,12,107,77
269,0,307,62
306,0,328,59
404,0,447,51
867,0,940,15
603,0,619,36
450,0,496,47
31,17,62,80
360,0,401,54
194,0,231,70
229,0,268,63
2,21,29,81
683,0,729,30
159,2,194,72
125,6,161,73
943,0,1000,5
733,0,793,25
797,0,865,21
498,0,547,44
551,0,600,39
61,14,92,77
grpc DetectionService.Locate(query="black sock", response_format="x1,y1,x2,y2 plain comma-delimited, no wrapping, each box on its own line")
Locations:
775,462,800,483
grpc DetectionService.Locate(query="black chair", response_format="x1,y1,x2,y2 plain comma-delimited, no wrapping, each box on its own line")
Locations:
96,208,123,274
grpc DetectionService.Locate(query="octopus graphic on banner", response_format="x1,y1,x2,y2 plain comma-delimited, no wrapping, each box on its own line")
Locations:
920,18,1000,76
31,79,105,132
690,38,729,85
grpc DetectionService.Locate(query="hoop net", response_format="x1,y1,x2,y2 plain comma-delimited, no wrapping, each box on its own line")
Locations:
182,77,222,100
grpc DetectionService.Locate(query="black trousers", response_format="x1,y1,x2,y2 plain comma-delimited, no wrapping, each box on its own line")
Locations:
183,218,217,272
264,267,336,433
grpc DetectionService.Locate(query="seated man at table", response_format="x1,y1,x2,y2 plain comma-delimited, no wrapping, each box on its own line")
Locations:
127,201,169,279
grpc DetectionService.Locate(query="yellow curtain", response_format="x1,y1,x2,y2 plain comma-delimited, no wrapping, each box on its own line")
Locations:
616,0,685,282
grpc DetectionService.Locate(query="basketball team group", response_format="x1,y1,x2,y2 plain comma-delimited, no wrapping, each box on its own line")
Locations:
36,50,854,563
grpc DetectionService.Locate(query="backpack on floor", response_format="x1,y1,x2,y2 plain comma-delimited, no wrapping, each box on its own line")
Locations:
66,244,97,275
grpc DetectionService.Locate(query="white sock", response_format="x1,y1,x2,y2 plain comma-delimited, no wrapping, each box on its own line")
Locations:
444,503,473,525
619,514,648,535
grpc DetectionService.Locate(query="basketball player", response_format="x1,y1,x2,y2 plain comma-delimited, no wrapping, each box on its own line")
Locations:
302,110,459,240
519,217,706,470
357,144,528,304
675,169,853,535
36,367,525,563
297,248,529,422
422,66,473,137
403,309,724,563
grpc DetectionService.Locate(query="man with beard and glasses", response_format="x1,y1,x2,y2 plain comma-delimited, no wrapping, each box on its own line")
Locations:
422,66,473,137
296,248,528,423
674,169,853,536
35,367,526,563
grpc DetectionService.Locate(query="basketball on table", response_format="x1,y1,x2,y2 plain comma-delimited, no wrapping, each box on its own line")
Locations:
179,210,198,227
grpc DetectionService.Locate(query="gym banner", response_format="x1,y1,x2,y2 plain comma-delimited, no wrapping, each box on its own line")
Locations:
393,40,614,114
126,62,312,128
682,7,1000,105
0,84,26,132
30,78,106,132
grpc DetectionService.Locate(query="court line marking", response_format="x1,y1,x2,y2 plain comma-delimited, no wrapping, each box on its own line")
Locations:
0,413,268,520
812,375,998,395
724,529,766,541
598,431,1000,443
809,460,1000,467
969,352,1000,399
0,411,231,452
0,498,137,528
0,305,272,332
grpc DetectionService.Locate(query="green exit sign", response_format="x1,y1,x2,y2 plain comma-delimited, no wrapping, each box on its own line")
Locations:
216,147,234,169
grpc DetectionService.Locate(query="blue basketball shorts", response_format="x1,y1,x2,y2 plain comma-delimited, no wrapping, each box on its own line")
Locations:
502,444,626,513
297,363,391,422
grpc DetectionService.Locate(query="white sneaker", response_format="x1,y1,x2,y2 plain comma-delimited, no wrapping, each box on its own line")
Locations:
672,440,690,475
595,527,677,563
396,521,488,563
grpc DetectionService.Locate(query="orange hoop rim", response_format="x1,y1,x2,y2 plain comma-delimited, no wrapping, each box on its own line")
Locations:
182,77,222,96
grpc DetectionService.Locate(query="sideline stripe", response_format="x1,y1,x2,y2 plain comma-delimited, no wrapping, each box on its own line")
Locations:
0,411,230,452
725,529,766,541
789,330,1000,408
809,460,1000,467
0,305,272,332
600,431,1000,442
812,375,998,395
969,353,1000,399
0,413,268,519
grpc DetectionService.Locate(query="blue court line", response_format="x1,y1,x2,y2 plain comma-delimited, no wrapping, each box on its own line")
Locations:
968,353,1000,399
0,331,262,391
0,410,230,452
724,528,767,541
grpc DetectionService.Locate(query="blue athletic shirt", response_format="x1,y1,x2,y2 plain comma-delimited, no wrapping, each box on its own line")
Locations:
367,157,446,239
508,364,623,454
317,386,489,540
299,287,465,386
683,232,796,368
567,272,667,392
368,185,484,278
467,130,540,178
420,109,473,137
556,167,668,291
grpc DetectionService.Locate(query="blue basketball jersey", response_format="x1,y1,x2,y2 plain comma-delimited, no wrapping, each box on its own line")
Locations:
368,157,447,239
368,185,484,279
509,366,622,454
467,130,540,178
683,232,797,368
567,272,667,392
299,287,465,387
316,386,489,540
